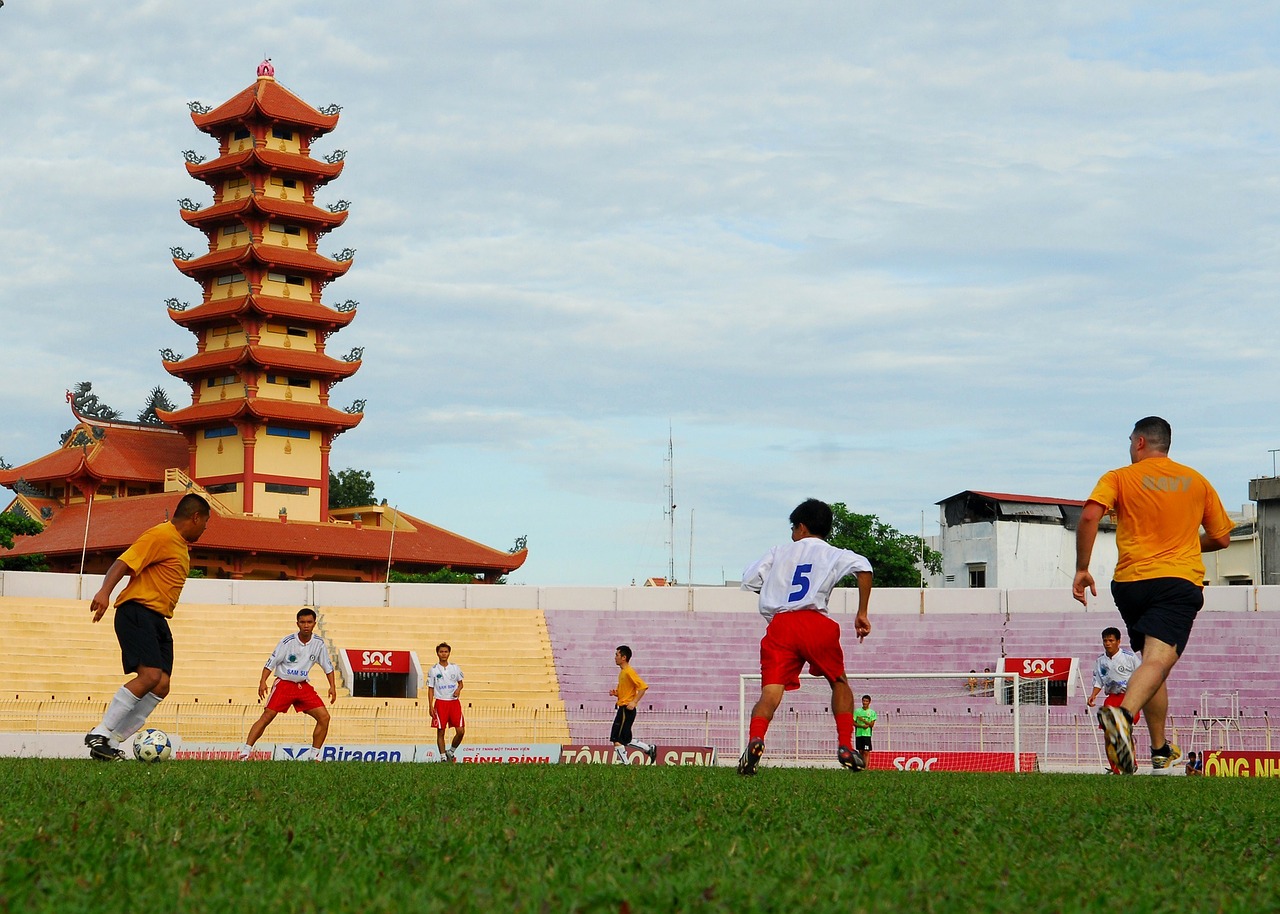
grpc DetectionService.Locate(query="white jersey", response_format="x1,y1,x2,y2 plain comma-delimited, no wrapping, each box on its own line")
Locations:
742,537,873,621
265,633,334,683
1093,648,1139,696
429,662,464,700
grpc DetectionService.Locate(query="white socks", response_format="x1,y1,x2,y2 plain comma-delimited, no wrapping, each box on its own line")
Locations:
116,693,163,741
92,686,140,741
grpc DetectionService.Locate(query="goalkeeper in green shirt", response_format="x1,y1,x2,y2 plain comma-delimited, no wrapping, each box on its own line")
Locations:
854,695,877,767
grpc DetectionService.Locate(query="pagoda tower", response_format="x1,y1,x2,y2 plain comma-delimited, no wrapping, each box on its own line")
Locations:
159,60,364,523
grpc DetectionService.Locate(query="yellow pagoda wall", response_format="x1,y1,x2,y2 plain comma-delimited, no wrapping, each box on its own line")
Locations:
260,323,317,352
257,378,321,405
255,433,320,477
194,432,245,478
251,483,321,523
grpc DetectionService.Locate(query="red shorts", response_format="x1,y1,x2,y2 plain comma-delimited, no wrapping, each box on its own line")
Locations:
760,609,846,691
266,679,325,714
1102,692,1141,725
432,699,464,730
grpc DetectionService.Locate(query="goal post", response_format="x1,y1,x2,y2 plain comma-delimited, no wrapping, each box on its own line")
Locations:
738,672,1039,772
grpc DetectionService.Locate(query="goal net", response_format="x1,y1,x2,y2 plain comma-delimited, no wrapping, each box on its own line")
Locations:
738,672,1041,772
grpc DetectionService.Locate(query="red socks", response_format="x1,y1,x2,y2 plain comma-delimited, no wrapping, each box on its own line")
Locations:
836,712,853,748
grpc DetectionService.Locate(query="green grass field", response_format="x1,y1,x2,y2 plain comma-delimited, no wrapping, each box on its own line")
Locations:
1,759,1273,913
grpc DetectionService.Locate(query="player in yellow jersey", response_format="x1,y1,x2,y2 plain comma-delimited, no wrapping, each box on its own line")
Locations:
1073,417,1232,774
609,646,657,764
86,493,211,761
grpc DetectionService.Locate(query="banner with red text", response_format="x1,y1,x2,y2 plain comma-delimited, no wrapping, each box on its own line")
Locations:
1202,750,1280,778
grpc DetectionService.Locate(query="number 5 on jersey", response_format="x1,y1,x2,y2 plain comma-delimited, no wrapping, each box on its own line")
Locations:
788,563,813,602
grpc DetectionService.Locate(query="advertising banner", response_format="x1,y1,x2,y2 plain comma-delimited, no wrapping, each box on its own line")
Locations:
559,744,718,766
866,751,1038,772
1002,657,1072,680
415,744,564,764
344,649,411,674
1202,750,1280,778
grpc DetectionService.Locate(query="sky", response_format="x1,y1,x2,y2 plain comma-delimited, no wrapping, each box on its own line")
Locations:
1,2,1278,586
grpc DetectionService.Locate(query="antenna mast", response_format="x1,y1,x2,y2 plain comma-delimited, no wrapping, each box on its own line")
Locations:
664,424,676,584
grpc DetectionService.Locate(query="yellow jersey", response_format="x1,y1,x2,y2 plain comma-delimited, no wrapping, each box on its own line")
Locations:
114,521,192,618
1087,456,1233,586
615,665,648,707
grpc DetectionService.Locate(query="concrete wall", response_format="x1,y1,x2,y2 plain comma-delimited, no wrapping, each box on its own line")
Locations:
3,571,1276,615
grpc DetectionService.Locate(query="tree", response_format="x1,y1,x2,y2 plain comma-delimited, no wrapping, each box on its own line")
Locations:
389,568,487,585
328,467,376,509
137,385,177,425
828,502,942,588
0,512,46,571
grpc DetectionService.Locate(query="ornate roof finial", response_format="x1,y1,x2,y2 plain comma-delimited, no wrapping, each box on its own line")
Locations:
257,58,275,78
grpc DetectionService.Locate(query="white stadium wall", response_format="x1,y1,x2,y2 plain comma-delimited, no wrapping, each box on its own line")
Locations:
1,570,1276,615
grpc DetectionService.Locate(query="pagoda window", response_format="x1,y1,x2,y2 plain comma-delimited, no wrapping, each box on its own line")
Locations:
206,375,238,388
204,426,237,439
272,128,294,141
216,272,246,285
265,483,309,495
265,375,312,389
269,177,299,189
266,272,306,286
224,177,251,200
206,482,238,494
233,128,251,140
266,426,311,440
221,225,247,239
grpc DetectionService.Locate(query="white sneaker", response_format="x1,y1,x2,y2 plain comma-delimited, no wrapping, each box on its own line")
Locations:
445,748,456,763
237,745,252,761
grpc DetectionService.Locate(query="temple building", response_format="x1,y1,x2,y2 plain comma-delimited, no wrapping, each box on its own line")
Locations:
0,63,526,582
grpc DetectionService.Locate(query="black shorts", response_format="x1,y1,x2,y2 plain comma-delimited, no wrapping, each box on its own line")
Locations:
1111,577,1203,656
855,736,872,752
114,600,174,674
610,706,637,745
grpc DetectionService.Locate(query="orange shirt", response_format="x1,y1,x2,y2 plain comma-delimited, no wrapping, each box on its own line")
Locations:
615,665,648,707
114,521,192,618
1087,456,1233,586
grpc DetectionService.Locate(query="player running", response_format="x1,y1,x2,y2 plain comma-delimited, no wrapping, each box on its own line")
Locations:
239,607,337,761
1086,627,1140,774
739,498,873,775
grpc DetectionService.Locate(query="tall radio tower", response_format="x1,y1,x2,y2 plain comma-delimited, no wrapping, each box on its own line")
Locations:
664,424,676,584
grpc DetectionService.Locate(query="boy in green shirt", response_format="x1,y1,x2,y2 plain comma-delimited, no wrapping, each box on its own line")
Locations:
854,694,877,767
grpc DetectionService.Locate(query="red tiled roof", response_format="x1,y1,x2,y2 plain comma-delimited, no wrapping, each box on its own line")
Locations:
180,195,347,230
0,424,188,488
1,494,526,575
192,78,340,135
187,148,343,183
163,345,359,379
169,294,355,330
159,399,363,431
175,243,351,279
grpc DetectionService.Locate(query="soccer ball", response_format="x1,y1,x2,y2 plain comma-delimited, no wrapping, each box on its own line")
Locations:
133,728,174,763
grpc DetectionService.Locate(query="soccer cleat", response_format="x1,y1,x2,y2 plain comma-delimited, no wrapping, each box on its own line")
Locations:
445,748,456,763
1098,706,1137,775
737,738,764,777
645,743,657,763
237,747,252,761
837,746,866,771
85,733,125,762
1151,742,1182,770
